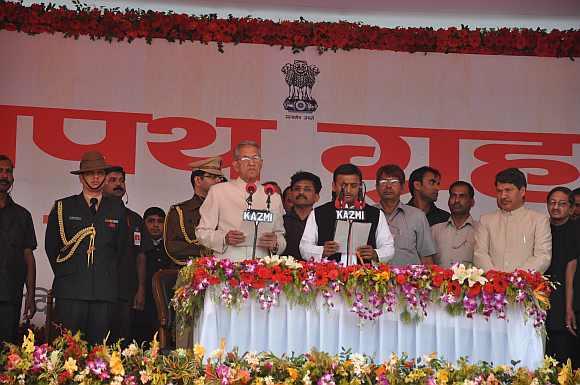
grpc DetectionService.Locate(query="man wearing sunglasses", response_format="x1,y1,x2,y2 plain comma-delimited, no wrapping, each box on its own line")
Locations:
164,157,225,263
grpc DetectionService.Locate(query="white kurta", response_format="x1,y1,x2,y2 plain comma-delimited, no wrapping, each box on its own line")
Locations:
299,208,395,265
196,178,286,261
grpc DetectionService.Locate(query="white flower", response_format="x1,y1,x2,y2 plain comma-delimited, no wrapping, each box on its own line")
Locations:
122,343,140,357
17,374,25,385
452,264,487,287
302,370,312,385
466,266,487,287
111,375,124,385
264,376,274,385
351,353,366,375
175,348,187,357
245,351,260,366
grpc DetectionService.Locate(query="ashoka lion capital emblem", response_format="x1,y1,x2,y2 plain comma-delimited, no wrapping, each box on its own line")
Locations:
282,60,320,113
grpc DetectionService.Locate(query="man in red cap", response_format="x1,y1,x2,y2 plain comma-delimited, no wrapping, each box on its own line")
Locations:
45,151,128,344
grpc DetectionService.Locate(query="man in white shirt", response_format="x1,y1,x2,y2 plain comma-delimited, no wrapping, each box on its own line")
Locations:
300,163,394,265
474,168,551,272
196,141,286,261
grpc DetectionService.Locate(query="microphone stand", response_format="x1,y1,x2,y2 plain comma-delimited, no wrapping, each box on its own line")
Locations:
246,190,259,260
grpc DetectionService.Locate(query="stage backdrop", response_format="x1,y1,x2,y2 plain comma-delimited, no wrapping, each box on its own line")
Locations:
1,30,579,325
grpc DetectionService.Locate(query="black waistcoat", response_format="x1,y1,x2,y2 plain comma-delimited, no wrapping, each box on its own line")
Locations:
314,201,380,262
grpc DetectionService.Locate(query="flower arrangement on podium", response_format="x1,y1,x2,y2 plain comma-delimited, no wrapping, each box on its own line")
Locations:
172,256,553,331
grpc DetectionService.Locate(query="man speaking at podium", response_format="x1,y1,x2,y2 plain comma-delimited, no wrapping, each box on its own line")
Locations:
300,163,394,265
196,141,286,261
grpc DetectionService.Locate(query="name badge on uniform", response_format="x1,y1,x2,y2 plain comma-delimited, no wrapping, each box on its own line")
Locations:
105,218,119,229
133,231,141,246
68,216,82,221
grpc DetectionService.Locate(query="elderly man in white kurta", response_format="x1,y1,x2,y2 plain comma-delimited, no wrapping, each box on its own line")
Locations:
474,168,551,273
196,141,286,261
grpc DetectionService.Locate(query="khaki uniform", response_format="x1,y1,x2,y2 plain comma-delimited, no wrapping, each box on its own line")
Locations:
164,195,209,261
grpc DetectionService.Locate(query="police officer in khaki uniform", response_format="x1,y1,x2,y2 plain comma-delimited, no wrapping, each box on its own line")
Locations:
45,151,128,344
164,157,224,263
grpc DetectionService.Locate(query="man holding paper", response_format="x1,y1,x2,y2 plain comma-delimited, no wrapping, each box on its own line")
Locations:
300,163,394,265
196,141,286,261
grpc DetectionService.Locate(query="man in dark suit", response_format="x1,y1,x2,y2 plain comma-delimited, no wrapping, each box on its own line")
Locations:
0,155,37,344
45,151,127,344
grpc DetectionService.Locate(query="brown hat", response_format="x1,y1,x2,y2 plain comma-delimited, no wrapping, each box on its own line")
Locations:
189,156,224,177
70,151,112,175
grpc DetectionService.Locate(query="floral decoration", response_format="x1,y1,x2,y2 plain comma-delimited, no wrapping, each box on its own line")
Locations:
0,1,579,57
2,329,580,385
172,256,553,332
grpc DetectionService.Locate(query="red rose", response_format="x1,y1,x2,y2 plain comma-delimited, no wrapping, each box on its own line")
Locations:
493,279,509,294
240,272,254,285
447,281,462,297
396,274,407,285
483,283,494,294
252,279,266,289
208,275,220,285
256,266,273,280
432,274,444,288
467,284,481,298
328,269,339,280
228,278,239,287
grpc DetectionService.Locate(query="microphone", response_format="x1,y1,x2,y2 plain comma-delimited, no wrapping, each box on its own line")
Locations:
354,188,366,210
246,183,256,206
263,183,275,211
334,185,345,209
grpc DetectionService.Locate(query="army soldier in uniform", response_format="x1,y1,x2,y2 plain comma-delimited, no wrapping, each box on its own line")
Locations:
103,166,147,343
0,155,37,343
164,157,224,263
45,151,128,344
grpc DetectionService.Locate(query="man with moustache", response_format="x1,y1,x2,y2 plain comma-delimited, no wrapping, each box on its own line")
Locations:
197,141,286,260
283,171,322,260
572,188,580,221
165,157,224,263
300,163,394,265
408,166,450,226
0,155,37,343
543,187,579,366
375,164,435,265
103,166,146,342
474,168,551,273
431,181,478,267
45,151,127,344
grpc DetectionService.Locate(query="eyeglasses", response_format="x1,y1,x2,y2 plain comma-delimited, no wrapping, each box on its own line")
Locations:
377,178,401,186
548,200,570,208
237,156,262,162
292,186,315,193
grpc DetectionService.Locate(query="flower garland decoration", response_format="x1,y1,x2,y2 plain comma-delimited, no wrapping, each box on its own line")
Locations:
172,256,554,332
1,1,579,57
2,329,579,385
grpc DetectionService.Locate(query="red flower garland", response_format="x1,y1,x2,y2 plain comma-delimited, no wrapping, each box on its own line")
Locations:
1,1,579,57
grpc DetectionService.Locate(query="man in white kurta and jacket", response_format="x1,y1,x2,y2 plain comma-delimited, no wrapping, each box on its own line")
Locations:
474,167,551,273
196,141,286,261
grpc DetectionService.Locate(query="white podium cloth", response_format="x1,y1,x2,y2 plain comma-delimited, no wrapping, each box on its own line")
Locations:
193,288,543,368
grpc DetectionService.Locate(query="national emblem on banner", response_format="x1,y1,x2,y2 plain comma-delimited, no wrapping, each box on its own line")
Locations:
281,60,320,113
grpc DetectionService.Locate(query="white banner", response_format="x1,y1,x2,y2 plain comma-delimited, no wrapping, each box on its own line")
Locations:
1,31,579,324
